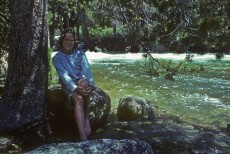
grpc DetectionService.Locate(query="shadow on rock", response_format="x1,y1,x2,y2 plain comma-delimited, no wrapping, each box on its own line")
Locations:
47,86,111,142
25,139,153,154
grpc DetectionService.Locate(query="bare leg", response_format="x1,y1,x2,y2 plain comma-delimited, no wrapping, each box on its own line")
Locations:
83,96,91,136
72,94,87,142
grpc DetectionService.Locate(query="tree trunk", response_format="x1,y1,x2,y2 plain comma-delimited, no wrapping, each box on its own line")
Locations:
48,1,55,48
80,9,92,50
63,13,69,29
76,11,80,39
0,0,48,130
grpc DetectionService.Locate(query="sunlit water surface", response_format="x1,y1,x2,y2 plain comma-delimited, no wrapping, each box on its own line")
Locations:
85,52,230,129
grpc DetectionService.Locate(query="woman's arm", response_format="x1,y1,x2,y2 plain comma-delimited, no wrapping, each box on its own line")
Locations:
52,55,77,92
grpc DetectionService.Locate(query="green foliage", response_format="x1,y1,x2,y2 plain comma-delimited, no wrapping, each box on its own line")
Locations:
215,53,224,60
89,26,114,38
48,48,58,86
47,12,54,26
47,0,229,54
184,53,195,62
143,53,203,81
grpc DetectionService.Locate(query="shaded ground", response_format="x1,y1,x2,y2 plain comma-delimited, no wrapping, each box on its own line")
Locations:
47,109,230,154
88,112,230,154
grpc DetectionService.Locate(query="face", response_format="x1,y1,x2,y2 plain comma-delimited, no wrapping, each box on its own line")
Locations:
62,33,75,53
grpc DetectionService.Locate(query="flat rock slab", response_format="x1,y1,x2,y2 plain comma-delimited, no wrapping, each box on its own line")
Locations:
26,139,153,154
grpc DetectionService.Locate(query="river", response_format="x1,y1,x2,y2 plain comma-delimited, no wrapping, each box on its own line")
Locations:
85,52,230,130
1,52,229,153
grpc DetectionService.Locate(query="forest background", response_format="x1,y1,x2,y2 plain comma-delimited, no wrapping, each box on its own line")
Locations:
1,0,229,56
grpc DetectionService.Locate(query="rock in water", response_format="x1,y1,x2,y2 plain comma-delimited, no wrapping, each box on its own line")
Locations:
25,139,154,154
117,95,158,121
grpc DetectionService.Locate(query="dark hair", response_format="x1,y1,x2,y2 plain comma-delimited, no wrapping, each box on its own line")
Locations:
57,28,77,49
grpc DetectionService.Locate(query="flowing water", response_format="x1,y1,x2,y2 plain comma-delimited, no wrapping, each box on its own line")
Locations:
1,52,229,153
85,52,230,130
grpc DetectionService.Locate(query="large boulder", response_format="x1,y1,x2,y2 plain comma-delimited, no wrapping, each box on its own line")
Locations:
25,139,153,154
48,86,111,128
117,95,158,121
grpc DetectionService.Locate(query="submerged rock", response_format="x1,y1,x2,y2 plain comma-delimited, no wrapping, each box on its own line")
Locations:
48,86,111,128
117,95,159,121
25,139,153,154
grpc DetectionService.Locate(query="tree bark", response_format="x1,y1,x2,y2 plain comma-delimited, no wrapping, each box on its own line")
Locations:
0,0,48,130
48,1,55,48
80,9,92,50
63,13,69,29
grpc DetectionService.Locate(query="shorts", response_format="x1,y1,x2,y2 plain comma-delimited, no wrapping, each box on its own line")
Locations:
62,84,82,104
61,78,85,104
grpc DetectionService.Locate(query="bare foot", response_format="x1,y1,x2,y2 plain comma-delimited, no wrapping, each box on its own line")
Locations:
85,119,91,136
80,135,87,142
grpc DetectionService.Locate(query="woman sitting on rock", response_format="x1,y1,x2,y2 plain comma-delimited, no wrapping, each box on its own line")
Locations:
52,28,95,142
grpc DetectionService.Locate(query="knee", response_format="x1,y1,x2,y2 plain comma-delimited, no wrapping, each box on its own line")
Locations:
72,95,84,108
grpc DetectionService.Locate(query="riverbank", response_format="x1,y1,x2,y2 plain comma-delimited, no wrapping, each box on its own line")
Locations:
1,52,230,153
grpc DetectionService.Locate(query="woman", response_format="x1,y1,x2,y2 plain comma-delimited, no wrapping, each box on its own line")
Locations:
52,28,95,142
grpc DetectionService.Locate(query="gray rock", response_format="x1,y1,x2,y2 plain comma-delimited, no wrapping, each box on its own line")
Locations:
48,86,111,128
117,95,158,121
25,139,153,154
89,87,111,126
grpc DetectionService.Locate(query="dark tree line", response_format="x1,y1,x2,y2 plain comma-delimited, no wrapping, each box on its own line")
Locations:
1,0,229,55
45,0,230,54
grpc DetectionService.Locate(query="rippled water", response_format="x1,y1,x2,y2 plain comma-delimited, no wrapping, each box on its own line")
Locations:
86,52,230,129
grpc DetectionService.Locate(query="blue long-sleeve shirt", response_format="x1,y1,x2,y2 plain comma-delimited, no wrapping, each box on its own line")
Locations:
52,48,95,92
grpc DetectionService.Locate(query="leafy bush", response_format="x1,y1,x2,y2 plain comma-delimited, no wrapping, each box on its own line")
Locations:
143,53,204,81
48,48,58,86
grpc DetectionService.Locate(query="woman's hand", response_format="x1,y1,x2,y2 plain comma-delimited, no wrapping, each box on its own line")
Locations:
84,86,94,95
74,85,94,96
